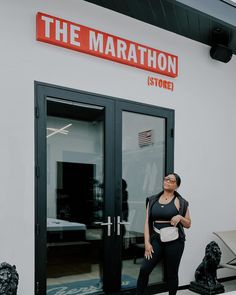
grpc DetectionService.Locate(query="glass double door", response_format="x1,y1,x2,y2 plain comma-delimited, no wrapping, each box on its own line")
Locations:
35,84,174,295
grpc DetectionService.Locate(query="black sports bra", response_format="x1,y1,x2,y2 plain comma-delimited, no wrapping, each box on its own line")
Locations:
151,196,179,229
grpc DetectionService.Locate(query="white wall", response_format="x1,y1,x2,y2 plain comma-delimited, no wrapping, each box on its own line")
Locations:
0,0,236,293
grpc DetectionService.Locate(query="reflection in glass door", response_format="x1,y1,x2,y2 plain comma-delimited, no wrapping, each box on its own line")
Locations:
120,111,166,290
46,99,106,294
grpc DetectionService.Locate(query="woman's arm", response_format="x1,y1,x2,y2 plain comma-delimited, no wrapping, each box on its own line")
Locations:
144,203,154,259
171,207,191,228
179,207,191,228
144,204,150,244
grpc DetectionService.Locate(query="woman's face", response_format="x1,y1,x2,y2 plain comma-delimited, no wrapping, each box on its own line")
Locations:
163,174,177,191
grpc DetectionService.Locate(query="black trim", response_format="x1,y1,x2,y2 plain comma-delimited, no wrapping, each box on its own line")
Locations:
35,83,47,294
85,0,236,56
35,81,175,113
218,275,236,282
175,0,236,28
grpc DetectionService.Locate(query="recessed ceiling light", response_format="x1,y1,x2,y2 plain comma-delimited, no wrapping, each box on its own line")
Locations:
47,123,72,138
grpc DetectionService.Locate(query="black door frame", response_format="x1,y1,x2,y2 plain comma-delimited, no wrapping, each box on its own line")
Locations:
35,81,174,295
113,100,174,294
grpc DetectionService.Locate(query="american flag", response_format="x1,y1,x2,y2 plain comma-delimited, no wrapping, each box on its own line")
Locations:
138,130,153,147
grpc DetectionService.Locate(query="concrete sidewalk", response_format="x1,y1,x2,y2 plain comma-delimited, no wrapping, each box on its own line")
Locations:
155,279,236,295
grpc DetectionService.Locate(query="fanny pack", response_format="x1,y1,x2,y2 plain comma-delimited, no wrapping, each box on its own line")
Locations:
153,223,179,242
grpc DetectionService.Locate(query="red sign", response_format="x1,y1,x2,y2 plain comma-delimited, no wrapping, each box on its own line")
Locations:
36,12,178,78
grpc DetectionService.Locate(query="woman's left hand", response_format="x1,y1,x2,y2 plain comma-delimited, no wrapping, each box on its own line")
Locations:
170,215,182,226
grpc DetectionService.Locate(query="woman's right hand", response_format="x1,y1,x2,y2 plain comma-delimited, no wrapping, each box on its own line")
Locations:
144,242,154,260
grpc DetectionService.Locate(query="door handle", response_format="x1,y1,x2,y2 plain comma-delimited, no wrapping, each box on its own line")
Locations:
117,216,130,236
94,216,113,236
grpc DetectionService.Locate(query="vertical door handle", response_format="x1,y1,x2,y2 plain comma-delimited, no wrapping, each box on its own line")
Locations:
94,216,113,236
117,216,130,236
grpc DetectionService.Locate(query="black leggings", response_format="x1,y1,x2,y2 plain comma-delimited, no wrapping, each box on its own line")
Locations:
136,237,185,295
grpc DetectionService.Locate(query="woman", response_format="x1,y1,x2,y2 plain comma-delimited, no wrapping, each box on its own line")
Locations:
136,173,191,295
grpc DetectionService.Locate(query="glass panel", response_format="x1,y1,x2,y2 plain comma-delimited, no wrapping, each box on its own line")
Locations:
46,99,105,294
121,111,165,289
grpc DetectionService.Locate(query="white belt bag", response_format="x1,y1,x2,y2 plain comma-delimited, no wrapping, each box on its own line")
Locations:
153,224,179,242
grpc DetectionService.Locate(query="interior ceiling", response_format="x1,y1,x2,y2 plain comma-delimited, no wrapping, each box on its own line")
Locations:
47,100,104,122
84,0,236,55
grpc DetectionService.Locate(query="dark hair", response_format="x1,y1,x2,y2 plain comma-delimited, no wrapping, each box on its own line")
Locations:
173,173,181,187
122,179,127,190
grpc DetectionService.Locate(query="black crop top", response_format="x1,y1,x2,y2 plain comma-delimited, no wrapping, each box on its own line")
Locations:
151,196,179,229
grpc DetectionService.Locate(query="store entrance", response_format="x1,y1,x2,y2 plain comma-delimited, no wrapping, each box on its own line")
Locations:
35,83,174,295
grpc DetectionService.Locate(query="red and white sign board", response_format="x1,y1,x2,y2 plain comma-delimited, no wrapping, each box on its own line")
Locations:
36,12,178,78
